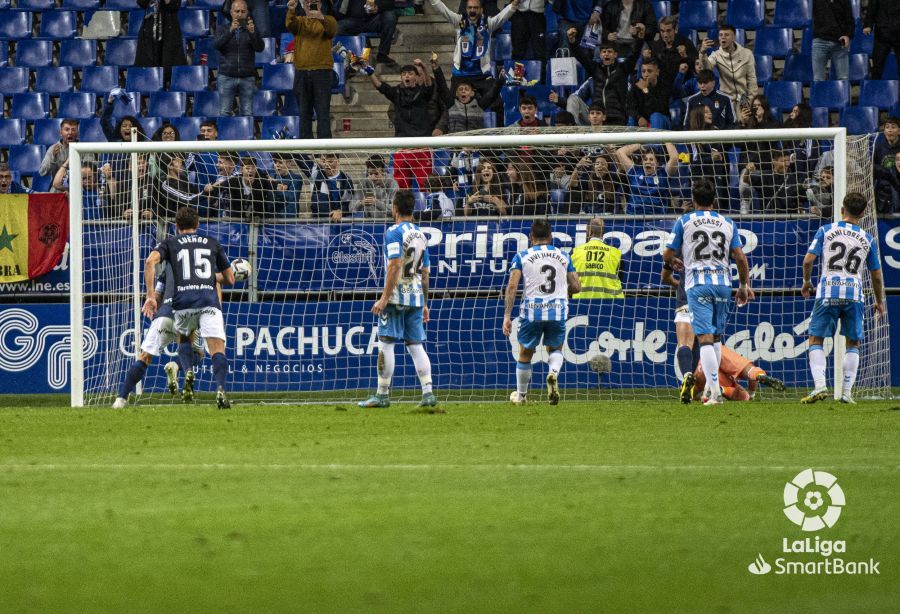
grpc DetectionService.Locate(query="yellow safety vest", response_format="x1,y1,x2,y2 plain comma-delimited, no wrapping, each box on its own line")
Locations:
571,238,624,299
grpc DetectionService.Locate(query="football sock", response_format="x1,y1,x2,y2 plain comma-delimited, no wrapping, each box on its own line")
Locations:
713,341,722,365
676,345,694,379
691,340,701,371
843,347,860,395
699,344,720,398
406,343,433,395
516,361,532,395
117,359,148,399
377,341,395,395
177,342,194,374
748,366,765,381
809,344,827,390
548,350,564,374
211,352,228,390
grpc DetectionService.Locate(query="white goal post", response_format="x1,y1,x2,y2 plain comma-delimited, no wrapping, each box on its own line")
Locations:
66,127,889,407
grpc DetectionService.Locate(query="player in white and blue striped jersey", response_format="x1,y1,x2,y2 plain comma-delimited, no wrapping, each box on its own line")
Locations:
663,179,754,406
800,192,885,404
503,220,581,406
359,191,437,409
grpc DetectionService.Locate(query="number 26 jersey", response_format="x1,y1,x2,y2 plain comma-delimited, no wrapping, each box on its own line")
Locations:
666,211,741,291
807,221,880,302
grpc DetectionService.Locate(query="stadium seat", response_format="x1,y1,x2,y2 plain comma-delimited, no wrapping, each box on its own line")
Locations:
669,100,684,127
811,106,830,128
882,52,897,80
850,23,873,55
255,37,278,66
125,67,163,93
11,93,49,120
492,32,512,62
170,65,209,93
651,1,671,18
754,55,773,85
261,115,299,139
193,37,219,69
333,35,366,58
127,10,145,38
80,66,119,94
261,63,295,92
32,118,62,147
281,92,298,115
252,90,278,116
331,60,345,95
810,80,849,110
171,117,202,140
104,38,137,67
57,92,97,119
59,39,98,67
482,111,496,128
193,0,221,7
39,11,78,39
0,119,26,147
503,60,542,84
764,81,803,111
782,53,813,82
0,11,32,40
217,116,254,140
60,0,101,9
830,53,869,82
772,0,811,28
7,144,45,175
892,103,900,119
179,9,210,39
18,0,53,8
15,40,53,68
109,92,141,121
753,27,793,59
139,116,161,138
104,0,139,9
148,91,186,118
35,67,74,96
192,91,221,117
678,2,717,32
0,45,7,68
725,0,764,29
840,106,878,135
799,27,813,55
78,117,105,142
859,80,899,110
0,67,30,94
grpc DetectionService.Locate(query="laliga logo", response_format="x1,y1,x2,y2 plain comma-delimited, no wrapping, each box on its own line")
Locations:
326,229,382,286
0,308,98,389
783,469,845,532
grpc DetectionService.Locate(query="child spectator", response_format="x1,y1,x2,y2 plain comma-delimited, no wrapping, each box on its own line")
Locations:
270,154,303,217
566,33,636,126
417,175,457,220
625,58,670,128
464,159,507,215
683,70,736,130
875,153,900,214
515,95,547,127
351,155,399,218
873,117,900,179
445,79,503,133
807,166,834,218
615,142,679,215
310,153,354,220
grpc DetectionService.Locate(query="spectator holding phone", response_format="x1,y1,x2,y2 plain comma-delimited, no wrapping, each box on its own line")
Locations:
811,0,853,81
698,24,757,102
287,0,338,139
215,0,264,117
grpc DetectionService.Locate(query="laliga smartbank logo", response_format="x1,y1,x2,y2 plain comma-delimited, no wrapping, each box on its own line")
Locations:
747,469,880,576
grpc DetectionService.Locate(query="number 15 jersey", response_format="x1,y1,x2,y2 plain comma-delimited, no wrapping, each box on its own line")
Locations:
510,245,576,322
807,221,880,302
154,233,230,310
666,211,741,290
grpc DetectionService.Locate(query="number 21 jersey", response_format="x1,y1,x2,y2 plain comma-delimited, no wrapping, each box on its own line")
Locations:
666,211,741,290
807,221,880,302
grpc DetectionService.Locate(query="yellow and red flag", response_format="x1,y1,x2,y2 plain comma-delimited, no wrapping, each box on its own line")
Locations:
0,193,68,283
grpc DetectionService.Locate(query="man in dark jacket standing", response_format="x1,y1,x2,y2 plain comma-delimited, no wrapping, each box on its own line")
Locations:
811,0,853,81
135,0,187,87
214,0,264,116
646,15,697,101
567,29,638,125
336,0,400,69
864,0,900,80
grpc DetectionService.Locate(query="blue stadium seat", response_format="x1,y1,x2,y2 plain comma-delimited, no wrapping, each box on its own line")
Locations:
809,80,849,110
60,0,101,8
8,145,45,175
261,63,295,92
882,52,897,80
333,35,366,58
148,91,186,117
651,1,671,18
18,0,53,9
892,103,900,119
217,116,254,141
38,11,77,39
850,23,873,55
15,40,53,68
840,106,878,135
104,38,137,67
253,90,278,116
255,37,278,66
30,174,52,192
331,60,345,95
483,111,496,128
492,32,512,62
0,11,32,40
0,67,30,93
800,27,813,55
753,27,792,59
127,10,145,38
80,66,119,94
764,81,803,110
59,39,98,67
502,60,542,84
193,37,219,69
782,53,813,82
78,117,105,142
669,100,685,127
811,106,830,128
548,189,567,214
171,117,202,140
830,53,868,82
179,9,210,39
104,0,139,9
109,93,141,121
170,65,209,93
32,118,62,147
754,55,772,85
191,90,221,117
57,92,96,119
0,119,26,147
11,93,49,120
726,0,764,29
192,0,221,7
261,115,299,139
125,67,163,93
678,2,717,32
0,44,7,67
859,80,899,110
140,116,161,137
35,67,74,95
281,92,298,116
772,0,811,28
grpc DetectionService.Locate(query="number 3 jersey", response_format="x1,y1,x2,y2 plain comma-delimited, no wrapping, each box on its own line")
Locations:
807,221,880,302
154,233,230,310
510,245,576,322
666,211,741,290
384,221,430,308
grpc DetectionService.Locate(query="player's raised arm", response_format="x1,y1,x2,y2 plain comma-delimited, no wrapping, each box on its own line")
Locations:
502,269,522,337
143,250,162,317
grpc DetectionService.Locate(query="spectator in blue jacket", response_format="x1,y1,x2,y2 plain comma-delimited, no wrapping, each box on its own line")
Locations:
271,154,304,217
310,153,354,220
615,142,679,215
215,0,264,116
682,70,736,130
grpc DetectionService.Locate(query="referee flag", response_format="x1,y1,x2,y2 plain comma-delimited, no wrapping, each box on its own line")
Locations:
0,193,68,283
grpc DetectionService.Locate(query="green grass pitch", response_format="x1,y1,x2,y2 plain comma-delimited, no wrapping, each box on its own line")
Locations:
0,395,898,613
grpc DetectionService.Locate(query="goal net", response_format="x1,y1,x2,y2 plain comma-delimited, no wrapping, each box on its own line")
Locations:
68,128,890,406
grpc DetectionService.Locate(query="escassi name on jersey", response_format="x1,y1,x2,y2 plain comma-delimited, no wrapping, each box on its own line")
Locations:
690,217,724,229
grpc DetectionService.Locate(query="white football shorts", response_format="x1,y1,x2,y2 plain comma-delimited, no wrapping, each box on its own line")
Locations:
674,304,693,325
174,307,226,346
140,316,176,357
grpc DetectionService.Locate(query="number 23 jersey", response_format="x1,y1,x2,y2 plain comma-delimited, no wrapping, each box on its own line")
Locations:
666,211,741,290
807,221,880,302
510,245,576,322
